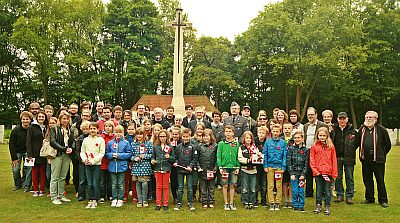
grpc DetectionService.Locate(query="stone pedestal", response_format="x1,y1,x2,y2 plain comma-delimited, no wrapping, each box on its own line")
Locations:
0,125,4,144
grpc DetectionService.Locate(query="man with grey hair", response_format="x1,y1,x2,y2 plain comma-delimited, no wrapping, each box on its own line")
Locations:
223,102,249,140
303,107,328,197
152,107,170,129
356,111,391,208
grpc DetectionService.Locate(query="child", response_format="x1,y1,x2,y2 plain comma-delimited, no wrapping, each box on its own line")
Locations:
238,131,263,209
80,122,105,209
263,124,287,211
197,129,217,208
149,123,162,201
217,125,240,211
170,127,182,204
282,122,294,208
191,123,205,202
124,123,137,203
75,121,91,201
106,125,132,208
99,121,115,203
286,131,308,212
173,128,197,211
143,120,153,139
131,129,153,208
254,126,268,207
152,130,175,211
310,127,338,215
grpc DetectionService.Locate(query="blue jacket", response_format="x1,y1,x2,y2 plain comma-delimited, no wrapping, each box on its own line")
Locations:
106,138,132,173
262,137,287,171
131,141,153,176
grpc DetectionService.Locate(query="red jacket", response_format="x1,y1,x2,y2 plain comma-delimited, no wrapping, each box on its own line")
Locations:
309,141,338,179
100,133,115,170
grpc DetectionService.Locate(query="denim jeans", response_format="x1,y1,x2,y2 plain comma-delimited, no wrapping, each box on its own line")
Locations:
85,165,101,200
241,171,257,204
12,152,32,189
100,169,112,199
255,165,267,204
316,175,332,205
78,162,87,198
290,175,305,208
177,173,193,204
335,158,354,199
199,178,215,205
50,153,71,199
136,181,149,203
110,172,125,201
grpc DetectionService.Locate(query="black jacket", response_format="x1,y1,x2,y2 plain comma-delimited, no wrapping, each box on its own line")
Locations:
197,142,217,179
152,118,171,130
9,125,29,161
286,144,309,177
188,119,212,136
182,114,196,128
355,124,391,164
331,123,357,165
152,144,175,172
74,133,89,162
50,125,75,157
174,142,198,173
26,123,47,164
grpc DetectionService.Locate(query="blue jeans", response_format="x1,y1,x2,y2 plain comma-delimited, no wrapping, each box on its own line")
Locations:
241,171,257,204
12,152,32,189
335,158,354,199
85,165,100,200
177,173,193,204
110,172,125,201
316,175,332,206
291,175,305,208
78,162,87,198
100,169,111,199
136,181,149,203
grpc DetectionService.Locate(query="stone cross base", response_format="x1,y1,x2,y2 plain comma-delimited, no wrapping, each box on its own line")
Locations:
171,96,186,116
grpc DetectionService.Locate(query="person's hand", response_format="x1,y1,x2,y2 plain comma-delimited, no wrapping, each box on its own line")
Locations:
165,153,170,159
140,154,145,159
112,153,118,158
151,160,157,165
66,148,72,154
198,168,203,172
234,169,239,175
173,163,178,167
85,159,91,165
185,166,192,172
219,169,224,174
12,160,19,168
299,176,305,180
291,175,296,181
264,168,269,173
134,157,140,162
47,159,52,165
257,152,263,157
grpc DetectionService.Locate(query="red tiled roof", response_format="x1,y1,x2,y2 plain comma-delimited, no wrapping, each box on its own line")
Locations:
132,95,217,112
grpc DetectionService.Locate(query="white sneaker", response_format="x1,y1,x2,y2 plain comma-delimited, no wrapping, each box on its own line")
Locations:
143,201,149,207
86,200,93,209
60,197,71,202
52,199,62,205
91,200,97,209
111,200,117,207
116,200,124,208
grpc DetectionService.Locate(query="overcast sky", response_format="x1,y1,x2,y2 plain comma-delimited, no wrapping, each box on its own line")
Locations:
102,0,281,41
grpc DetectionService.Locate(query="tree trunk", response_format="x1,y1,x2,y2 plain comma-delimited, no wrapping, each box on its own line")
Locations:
349,97,358,128
300,78,317,122
295,85,301,114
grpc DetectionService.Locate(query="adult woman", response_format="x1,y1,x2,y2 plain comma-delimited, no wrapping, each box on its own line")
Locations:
289,109,304,134
26,111,48,197
49,111,74,205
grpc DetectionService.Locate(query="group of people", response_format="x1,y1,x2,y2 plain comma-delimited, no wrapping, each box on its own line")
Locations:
9,100,392,214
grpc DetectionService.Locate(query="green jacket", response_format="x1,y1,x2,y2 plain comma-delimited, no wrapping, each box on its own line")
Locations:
217,140,240,169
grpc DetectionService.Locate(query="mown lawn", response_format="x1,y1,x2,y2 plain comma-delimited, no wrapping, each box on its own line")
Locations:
0,144,399,223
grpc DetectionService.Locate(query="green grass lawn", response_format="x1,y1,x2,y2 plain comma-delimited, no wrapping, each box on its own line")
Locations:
0,144,399,223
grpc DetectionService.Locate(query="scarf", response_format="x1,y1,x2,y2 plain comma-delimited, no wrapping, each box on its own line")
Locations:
360,125,377,161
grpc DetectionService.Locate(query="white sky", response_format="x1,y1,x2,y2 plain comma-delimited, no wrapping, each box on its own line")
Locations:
102,0,281,41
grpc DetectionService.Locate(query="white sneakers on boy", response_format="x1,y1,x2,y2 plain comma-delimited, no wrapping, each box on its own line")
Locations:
116,200,124,208
111,200,118,207
86,200,93,209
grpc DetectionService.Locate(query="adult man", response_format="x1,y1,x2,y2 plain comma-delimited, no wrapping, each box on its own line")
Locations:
257,114,268,128
113,105,123,123
92,101,104,122
80,101,91,111
152,107,170,129
44,105,54,119
69,103,80,124
242,105,257,136
303,107,328,197
134,103,147,127
322,110,334,132
356,111,391,208
182,104,196,128
223,102,249,140
211,111,224,143
165,106,176,125
331,112,357,204
29,102,40,121
97,105,118,133
9,111,33,192
188,107,212,136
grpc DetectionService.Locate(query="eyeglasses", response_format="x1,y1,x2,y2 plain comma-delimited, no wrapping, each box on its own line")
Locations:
259,118,267,121
31,108,40,110
307,114,316,116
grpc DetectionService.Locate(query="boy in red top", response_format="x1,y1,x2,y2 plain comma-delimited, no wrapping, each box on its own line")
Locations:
310,127,337,215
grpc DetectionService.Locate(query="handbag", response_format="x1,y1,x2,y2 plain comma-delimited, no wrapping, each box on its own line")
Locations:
40,127,58,159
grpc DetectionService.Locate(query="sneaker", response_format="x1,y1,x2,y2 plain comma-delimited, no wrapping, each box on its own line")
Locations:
203,204,208,209
314,204,322,214
13,185,22,191
335,196,344,202
60,197,71,202
269,204,275,211
123,197,127,203
116,200,124,208
300,208,306,212
137,202,143,208
33,191,39,197
274,204,280,211
346,198,354,205
224,203,230,211
155,206,161,211
91,200,98,209
244,203,249,209
47,193,52,197
283,202,288,208
99,198,105,203
86,200,93,209
174,203,182,211
111,200,117,207
324,205,331,215
132,198,138,203
188,203,195,211
163,206,169,211
143,201,149,207
39,191,44,197
24,188,30,192
249,203,254,209
253,202,259,208
292,208,299,212
229,203,237,211
209,204,214,209
52,199,62,205
261,203,268,208
288,202,293,209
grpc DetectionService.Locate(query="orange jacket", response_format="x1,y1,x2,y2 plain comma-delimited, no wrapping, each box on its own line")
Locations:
310,141,338,179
